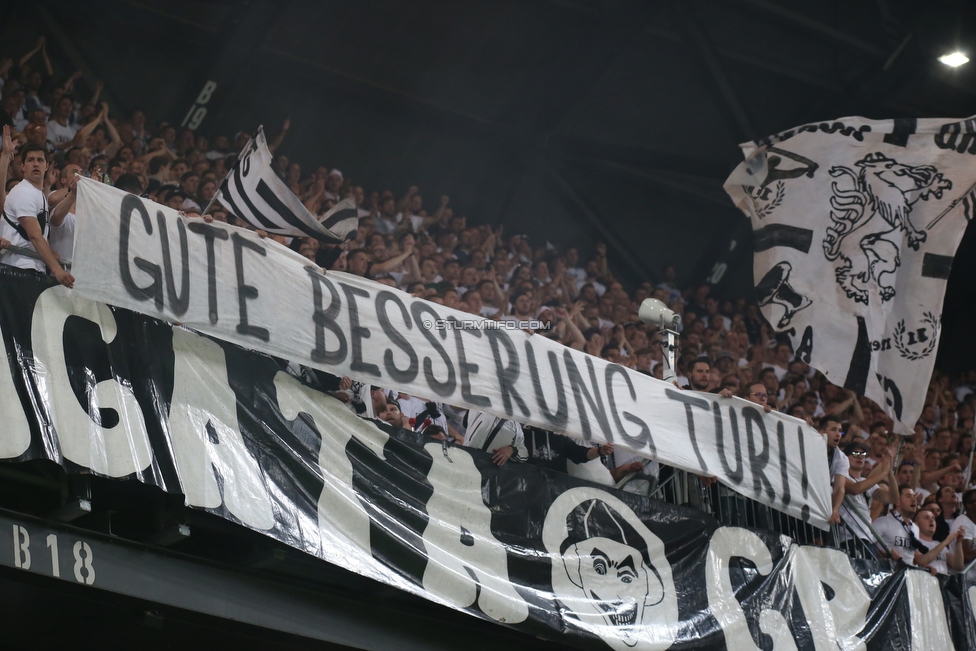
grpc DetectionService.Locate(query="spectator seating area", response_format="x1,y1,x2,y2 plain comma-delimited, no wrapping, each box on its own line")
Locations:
3,37,976,575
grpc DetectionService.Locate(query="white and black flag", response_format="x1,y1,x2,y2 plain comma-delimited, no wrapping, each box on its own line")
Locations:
725,115,976,435
215,127,358,243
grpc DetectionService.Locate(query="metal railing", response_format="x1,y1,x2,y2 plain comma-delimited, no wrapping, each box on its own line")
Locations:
621,465,883,558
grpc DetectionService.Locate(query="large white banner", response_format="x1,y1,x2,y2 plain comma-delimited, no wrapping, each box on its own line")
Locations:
725,116,976,434
71,178,832,527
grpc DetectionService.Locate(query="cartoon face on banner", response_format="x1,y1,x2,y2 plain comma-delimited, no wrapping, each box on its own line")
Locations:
542,489,678,651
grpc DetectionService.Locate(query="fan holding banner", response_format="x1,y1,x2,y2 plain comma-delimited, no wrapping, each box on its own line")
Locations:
725,116,976,436
210,126,359,244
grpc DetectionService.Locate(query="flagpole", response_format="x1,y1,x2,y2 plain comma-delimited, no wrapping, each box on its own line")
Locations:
2,245,71,270
963,420,976,490
926,178,976,229
200,194,220,217
843,495,893,556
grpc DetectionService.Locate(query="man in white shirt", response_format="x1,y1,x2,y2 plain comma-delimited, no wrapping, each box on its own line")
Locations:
462,410,527,466
324,169,343,202
46,95,79,150
744,382,773,413
951,488,976,564
397,394,461,442
863,424,890,470
935,485,962,540
762,342,792,382
352,186,371,218
499,289,534,329
564,247,586,285
372,192,400,234
913,509,964,574
475,280,501,317
872,484,921,564
0,144,74,287
596,295,616,331
574,260,606,296
653,264,681,302
611,448,659,495
836,441,892,544
822,415,847,525
47,163,82,262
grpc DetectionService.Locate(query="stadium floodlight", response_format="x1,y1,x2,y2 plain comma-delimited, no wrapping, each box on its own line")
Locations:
939,52,969,67
638,298,681,384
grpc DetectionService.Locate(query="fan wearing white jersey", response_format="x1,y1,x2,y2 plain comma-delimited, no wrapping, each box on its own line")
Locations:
462,410,527,466
0,142,74,287
914,508,963,575
951,488,976,565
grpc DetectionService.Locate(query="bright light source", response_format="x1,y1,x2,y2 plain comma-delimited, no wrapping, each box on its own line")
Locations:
939,52,969,67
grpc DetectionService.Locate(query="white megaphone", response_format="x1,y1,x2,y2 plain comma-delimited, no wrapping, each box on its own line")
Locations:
638,298,681,384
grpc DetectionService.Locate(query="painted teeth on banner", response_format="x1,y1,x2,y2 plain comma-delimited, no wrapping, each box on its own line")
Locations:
70,177,833,527
725,115,976,435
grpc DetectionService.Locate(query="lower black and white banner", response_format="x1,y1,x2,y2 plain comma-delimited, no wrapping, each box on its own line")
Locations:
1,267,975,650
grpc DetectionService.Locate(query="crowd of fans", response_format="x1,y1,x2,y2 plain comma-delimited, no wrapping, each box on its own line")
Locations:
2,37,976,573
822,377,976,574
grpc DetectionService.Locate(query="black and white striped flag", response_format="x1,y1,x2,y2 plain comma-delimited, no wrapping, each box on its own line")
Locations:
215,127,358,243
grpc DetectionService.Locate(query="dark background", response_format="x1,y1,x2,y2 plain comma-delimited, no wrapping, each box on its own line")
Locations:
2,0,975,370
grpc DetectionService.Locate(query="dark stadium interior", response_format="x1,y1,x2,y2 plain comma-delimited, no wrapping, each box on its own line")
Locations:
5,0,976,362
2,0,976,648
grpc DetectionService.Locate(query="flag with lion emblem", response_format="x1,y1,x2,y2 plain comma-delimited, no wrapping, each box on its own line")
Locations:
724,115,976,435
